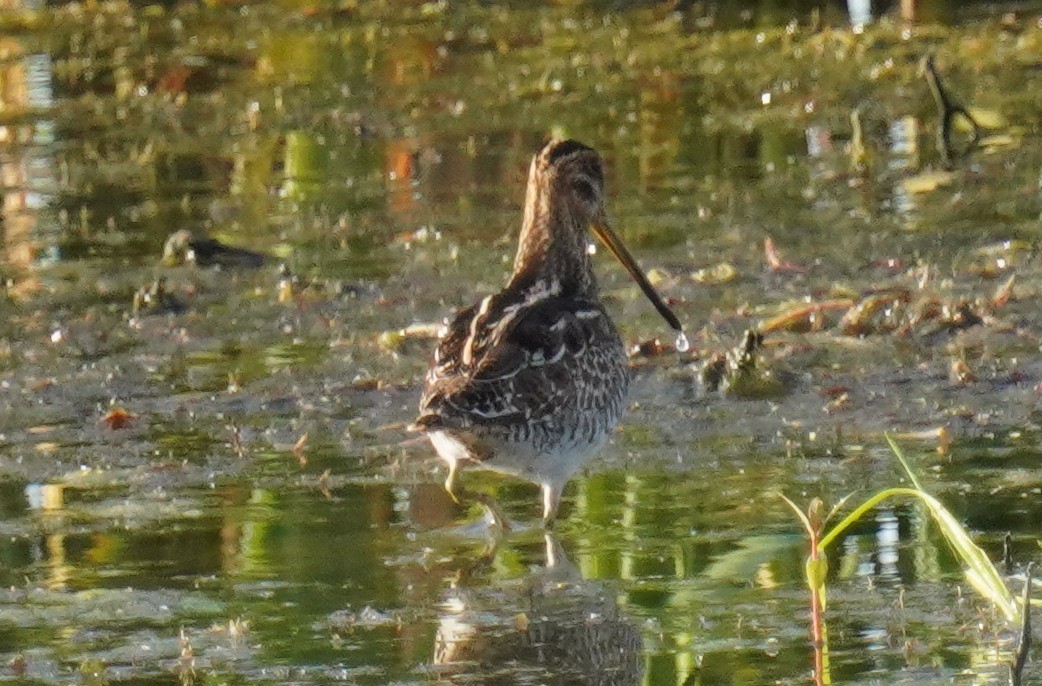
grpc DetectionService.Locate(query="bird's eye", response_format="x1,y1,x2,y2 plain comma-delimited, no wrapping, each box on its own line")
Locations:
572,178,597,204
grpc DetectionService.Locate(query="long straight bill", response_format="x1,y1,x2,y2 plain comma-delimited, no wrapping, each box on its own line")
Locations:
592,220,682,332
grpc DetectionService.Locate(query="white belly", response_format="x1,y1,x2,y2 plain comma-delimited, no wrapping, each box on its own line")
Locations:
427,430,606,490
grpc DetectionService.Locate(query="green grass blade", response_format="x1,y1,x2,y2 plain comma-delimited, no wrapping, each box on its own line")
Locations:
817,486,1019,622
886,433,924,491
777,492,813,535
817,488,909,552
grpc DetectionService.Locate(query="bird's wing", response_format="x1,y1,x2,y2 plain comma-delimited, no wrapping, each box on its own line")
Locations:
470,296,596,383
424,302,478,387
417,294,609,431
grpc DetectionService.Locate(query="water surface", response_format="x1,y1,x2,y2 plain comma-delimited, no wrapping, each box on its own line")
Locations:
2,1,1042,683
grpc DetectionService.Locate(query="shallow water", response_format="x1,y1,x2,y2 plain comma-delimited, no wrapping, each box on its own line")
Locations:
2,1,1042,684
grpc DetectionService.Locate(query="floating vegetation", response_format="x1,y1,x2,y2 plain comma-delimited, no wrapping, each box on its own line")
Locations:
162,230,268,269
131,277,187,318
699,328,790,398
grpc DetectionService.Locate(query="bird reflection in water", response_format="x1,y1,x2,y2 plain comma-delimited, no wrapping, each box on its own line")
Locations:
433,533,642,685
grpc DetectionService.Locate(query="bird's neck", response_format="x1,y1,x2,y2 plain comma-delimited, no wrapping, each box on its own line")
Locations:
507,182,596,297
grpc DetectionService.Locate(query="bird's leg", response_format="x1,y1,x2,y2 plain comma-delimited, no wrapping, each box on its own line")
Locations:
541,483,562,526
544,531,564,568
444,460,510,531
444,459,462,505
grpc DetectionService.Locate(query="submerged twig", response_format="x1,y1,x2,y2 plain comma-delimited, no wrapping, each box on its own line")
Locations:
1004,532,1014,575
1011,561,1033,686
922,54,981,167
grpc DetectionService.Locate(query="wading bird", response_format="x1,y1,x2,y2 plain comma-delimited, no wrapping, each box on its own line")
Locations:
412,139,682,526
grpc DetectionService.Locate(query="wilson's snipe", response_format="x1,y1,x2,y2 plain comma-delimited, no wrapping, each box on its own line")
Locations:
412,139,682,525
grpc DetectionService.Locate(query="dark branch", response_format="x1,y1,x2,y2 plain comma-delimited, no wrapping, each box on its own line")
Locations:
922,54,982,168
1011,561,1033,686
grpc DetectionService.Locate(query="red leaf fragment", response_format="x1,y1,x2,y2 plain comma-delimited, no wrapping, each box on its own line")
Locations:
100,407,135,430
